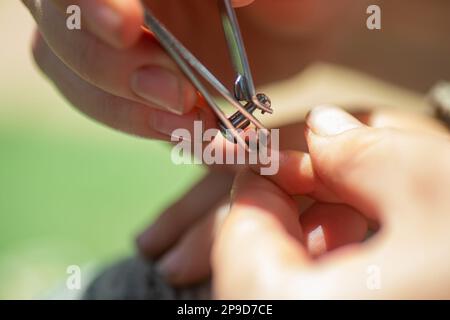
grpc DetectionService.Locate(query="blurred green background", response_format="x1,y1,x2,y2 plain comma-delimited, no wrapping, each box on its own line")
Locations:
0,2,203,299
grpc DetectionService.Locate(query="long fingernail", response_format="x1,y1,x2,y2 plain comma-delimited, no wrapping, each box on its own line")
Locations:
83,3,123,48
132,67,185,115
306,105,363,136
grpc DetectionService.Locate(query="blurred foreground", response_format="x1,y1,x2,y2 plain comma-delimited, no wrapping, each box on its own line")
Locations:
0,1,203,299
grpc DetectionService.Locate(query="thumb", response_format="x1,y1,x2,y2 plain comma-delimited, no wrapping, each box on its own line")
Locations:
305,105,449,224
212,169,308,299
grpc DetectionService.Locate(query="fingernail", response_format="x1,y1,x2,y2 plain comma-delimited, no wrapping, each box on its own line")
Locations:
306,105,362,136
83,4,123,47
132,67,185,115
306,226,327,257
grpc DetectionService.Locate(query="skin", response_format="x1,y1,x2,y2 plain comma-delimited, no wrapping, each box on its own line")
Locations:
136,108,450,288
21,0,357,141
22,0,450,296
20,0,364,285
213,106,450,299
21,0,450,138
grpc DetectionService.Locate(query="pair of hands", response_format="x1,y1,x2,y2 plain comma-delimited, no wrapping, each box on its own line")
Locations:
23,0,450,298
139,106,450,299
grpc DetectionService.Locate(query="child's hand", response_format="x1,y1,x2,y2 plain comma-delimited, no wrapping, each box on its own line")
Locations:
135,108,448,288
213,106,450,299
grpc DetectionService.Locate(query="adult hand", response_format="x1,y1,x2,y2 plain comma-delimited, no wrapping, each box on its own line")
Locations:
213,106,450,299
21,0,257,141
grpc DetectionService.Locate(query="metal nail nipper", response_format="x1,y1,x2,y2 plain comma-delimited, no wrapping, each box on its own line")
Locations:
143,0,273,149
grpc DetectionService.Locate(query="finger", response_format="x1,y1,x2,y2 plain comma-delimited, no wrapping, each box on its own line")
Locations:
155,200,230,287
300,203,368,257
137,171,234,259
357,109,449,138
213,170,448,299
251,150,339,202
30,1,197,115
157,200,368,287
300,110,450,298
232,0,256,7
305,105,450,224
216,108,450,299
213,169,309,299
257,108,449,225
52,0,144,48
32,31,215,139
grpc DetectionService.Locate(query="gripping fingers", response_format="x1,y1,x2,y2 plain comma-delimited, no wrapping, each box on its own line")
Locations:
32,31,214,139
27,0,197,115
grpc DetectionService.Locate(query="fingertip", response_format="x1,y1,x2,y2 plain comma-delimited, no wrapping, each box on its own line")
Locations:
231,169,296,212
301,203,369,257
79,0,144,49
113,0,145,48
131,66,196,115
136,225,163,259
306,105,364,137
229,169,302,244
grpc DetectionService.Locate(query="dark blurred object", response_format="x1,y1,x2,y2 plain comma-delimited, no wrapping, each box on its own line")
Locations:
429,82,450,128
83,257,211,300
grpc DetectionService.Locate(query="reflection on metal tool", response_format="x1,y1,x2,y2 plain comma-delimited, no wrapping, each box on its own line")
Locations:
143,0,273,150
